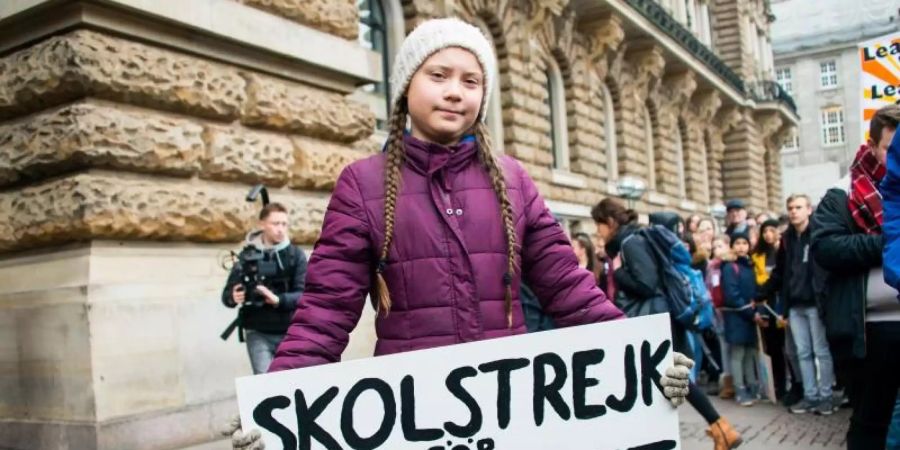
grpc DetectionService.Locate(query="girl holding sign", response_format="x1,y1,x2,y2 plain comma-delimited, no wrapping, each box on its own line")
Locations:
229,17,693,449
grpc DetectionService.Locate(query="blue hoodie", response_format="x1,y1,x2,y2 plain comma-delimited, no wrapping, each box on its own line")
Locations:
881,129,900,292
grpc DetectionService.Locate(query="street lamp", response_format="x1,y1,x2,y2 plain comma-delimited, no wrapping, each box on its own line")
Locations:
616,176,647,209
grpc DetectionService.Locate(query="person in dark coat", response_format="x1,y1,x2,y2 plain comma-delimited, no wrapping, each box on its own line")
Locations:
721,230,759,407
221,202,308,374
814,104,900,449
593,198,743,449
751,219,794,403
760,194,836,416
520,283,555,332
725,199,749,236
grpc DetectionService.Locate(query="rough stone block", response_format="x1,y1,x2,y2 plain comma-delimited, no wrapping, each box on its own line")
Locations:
201,125,294,186
0,101,204,186
240,73,374,143
237,0,358,40
290,136,371,190
0,173,328,253
0,30,246,120
506,125,544,148
504,143,537,163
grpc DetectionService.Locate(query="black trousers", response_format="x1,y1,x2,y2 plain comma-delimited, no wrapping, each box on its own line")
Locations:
847,322,900,450
760,324,787,399
701,328,723,382
673,323,721,425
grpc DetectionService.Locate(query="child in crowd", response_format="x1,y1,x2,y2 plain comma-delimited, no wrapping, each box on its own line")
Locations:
722,231,760,406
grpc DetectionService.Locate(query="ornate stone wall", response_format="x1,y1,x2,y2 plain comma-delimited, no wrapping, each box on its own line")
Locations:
0,2,381,448
235,0,360,39
0,1,796,259
448,0,788,216
0,30,375,254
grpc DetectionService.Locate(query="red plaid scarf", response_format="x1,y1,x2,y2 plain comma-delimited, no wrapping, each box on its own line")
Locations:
849,144,885,235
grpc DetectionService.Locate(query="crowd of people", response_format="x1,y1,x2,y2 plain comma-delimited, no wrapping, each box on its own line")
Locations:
223,16,900,450
520,104,900,450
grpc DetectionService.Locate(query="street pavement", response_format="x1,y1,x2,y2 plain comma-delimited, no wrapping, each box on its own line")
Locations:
680,396,850,450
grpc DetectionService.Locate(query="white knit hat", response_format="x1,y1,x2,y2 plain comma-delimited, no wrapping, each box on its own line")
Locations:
389,18,497,122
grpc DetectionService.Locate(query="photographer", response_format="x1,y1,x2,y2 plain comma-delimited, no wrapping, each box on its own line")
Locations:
222,202,307,374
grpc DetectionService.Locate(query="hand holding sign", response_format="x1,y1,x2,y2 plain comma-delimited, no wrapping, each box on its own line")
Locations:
224,415,264,450
235,314,685,450
660,353,692,407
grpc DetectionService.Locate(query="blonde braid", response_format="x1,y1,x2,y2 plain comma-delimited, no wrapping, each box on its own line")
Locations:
373,101,409,316
474,122,519,328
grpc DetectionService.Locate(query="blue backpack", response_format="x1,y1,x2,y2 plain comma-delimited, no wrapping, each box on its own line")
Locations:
636,226,714,332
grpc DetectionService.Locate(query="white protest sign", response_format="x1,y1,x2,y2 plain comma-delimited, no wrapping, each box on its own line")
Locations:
236,313,680,450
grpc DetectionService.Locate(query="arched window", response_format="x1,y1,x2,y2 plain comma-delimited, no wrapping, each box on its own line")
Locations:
601,83,617,181
545,59,569,170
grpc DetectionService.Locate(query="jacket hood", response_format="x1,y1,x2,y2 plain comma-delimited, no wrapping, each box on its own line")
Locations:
244,229,291,251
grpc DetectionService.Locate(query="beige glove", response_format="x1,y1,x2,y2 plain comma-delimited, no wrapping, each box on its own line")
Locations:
224,415,265,450
660,352,693,407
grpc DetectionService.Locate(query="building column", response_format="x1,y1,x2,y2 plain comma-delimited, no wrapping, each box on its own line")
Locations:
0,1,378,448
721,108,770,211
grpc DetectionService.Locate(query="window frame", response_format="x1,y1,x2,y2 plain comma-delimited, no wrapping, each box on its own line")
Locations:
775,66,792,94
820,106,845,147
819,59,839,89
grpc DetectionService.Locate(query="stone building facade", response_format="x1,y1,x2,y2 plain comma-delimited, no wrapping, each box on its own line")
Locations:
0,0,795,448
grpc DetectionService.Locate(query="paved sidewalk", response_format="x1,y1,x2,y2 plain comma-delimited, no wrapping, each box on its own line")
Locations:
679,396,850,450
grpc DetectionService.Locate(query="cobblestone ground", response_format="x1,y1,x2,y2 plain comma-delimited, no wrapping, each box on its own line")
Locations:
680,396,850,450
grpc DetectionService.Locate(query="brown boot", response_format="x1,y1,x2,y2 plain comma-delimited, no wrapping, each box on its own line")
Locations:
718,375,735,399
706,417,742,450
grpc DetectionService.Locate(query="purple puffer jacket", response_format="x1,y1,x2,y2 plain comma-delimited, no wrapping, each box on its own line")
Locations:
269,135,623,371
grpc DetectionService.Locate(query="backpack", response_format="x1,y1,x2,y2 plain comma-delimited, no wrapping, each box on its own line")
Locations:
686,266,716,331
636,226,714,332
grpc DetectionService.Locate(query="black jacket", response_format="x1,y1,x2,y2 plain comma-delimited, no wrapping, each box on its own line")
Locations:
520,283,555,332
605,223,671,320
811,187,882,359
222,242,308,334
606,222,661,301
759,223,816,312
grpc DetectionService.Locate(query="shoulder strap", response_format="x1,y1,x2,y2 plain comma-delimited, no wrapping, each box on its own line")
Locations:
619,233,637,264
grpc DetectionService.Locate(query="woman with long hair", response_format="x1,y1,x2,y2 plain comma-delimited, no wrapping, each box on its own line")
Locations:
592,198,742,449
572,232,602,283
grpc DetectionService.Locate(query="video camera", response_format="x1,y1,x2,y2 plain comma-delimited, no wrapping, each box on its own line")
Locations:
234,244,281,307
